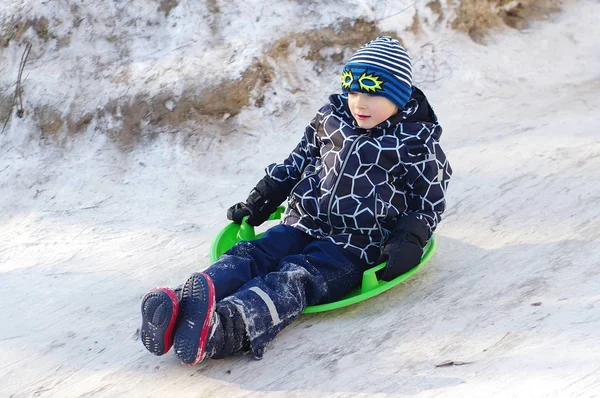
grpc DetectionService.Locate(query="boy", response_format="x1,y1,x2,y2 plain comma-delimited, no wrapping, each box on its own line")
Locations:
140,36,452,365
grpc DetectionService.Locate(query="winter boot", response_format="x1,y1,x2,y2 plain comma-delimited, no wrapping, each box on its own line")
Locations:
140,287,180,356
173,272,218,365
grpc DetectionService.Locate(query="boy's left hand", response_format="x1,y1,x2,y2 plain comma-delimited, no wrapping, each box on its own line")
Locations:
378,232,424,281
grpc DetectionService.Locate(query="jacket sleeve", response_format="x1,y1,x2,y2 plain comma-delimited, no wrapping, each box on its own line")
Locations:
395,136,452,244
264,109,323,188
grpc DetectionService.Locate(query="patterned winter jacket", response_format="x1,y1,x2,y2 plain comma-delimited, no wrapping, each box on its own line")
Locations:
266,87,452,265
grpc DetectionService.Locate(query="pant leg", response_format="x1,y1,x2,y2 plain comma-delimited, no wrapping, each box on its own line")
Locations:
219,238,368,359
204,224,312,301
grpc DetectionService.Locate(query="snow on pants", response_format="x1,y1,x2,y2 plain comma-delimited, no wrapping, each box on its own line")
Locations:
203,224,369,359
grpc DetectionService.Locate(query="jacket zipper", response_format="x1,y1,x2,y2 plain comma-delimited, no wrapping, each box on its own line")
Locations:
327,136,365,232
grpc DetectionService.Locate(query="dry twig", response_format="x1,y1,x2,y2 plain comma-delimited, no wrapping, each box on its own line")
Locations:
1,41,32,134
435,360,473,368
16,42,33,118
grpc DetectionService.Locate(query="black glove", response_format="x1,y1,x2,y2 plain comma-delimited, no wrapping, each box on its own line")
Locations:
378,231,425,282
227,202,255,225
227,175,291,227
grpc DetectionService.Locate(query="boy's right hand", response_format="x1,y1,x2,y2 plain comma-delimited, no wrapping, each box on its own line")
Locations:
226,197,272,226
227,202,253,224
226,188,275,227
227,175,291,227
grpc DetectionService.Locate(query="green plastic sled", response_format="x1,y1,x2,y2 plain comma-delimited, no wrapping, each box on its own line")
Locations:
209,206,436,313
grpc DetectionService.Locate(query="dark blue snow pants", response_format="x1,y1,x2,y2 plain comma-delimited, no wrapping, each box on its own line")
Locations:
203,224,369,359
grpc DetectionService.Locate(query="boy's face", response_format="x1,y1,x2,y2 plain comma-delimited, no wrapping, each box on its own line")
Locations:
347,92,399,129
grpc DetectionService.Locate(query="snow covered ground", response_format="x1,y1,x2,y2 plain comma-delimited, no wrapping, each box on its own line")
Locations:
1,0,600,397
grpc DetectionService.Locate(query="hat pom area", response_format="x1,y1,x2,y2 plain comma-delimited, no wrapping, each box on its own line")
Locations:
341,36,413,109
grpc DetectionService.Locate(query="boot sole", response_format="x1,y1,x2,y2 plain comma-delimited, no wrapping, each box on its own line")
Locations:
174,272,216,365
140,287,179,356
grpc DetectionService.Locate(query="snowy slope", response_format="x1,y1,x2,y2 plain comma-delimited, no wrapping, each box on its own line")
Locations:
1,0,600,397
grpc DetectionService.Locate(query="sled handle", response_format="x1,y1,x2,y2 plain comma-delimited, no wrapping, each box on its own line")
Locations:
237,206,285,241
361,263,386,292
238,218,256,241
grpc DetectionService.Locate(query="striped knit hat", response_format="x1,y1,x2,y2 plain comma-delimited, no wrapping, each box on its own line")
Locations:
341,36,413,109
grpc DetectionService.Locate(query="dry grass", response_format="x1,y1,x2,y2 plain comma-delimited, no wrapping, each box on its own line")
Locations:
0,16,50,47
158,0,179,17
409,10,423,35
0,92,12,122
427,0,444,17
452,0,563,42
100,59,275,150
269,18,397,65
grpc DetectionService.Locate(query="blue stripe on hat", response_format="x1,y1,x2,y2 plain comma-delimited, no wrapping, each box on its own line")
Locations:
342,63,412,108
348,64,412,97
342,65,411,101
343,63,412,94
